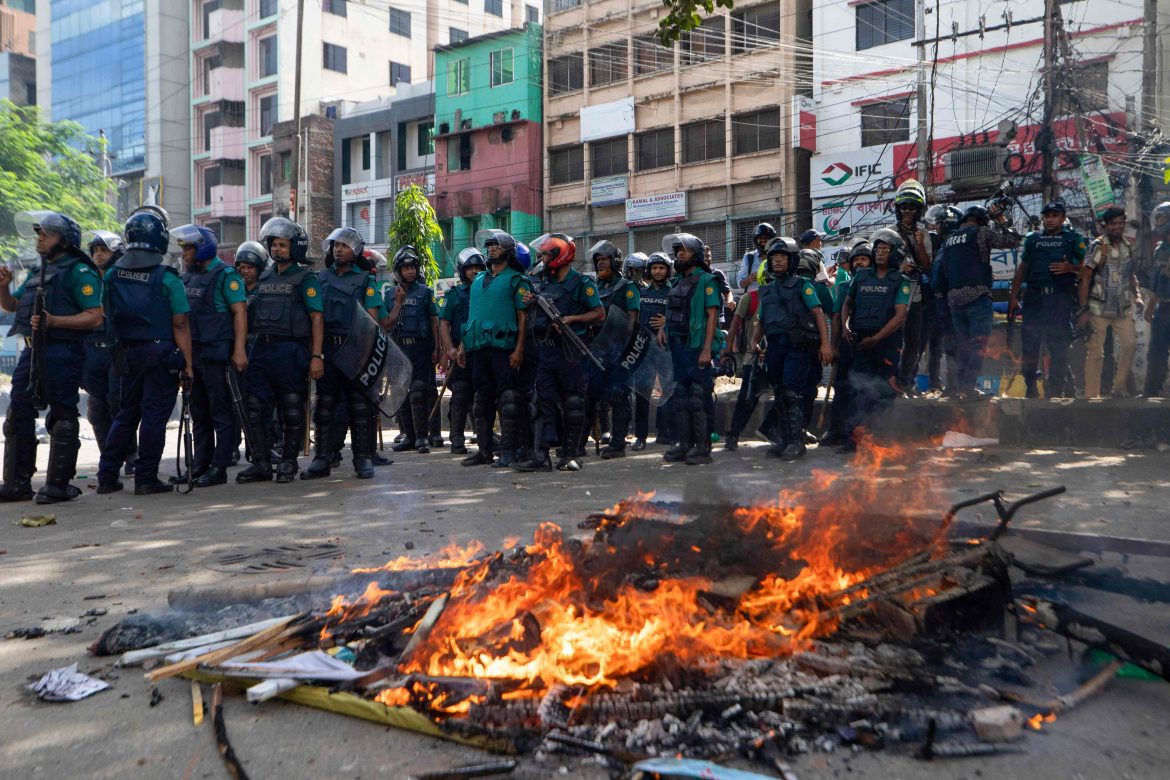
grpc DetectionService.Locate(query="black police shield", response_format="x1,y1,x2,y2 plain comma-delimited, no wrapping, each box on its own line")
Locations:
590,306,676,406
330,307,411,418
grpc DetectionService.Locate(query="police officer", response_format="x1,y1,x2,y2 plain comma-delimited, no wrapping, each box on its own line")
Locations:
513,234,603,472
1143,202,1170,396
748,238,832,460
923,205,962,395
172,225,248,487
237,217,325,484
891,180,933,393
625,252,648,287
386,246,440,454
821,241,872,447
796,248,836,434
81,230,133,467
459,230,531,467
94,208,195,495
1008,201,1085,398
721,261,764,451
439,248,486,455
838,228,911,451
587,240,640,459
300,227,382,480
234,241,269,301
660,233,721,465
0,213,104,503
738,223,776,292
635,252,673,449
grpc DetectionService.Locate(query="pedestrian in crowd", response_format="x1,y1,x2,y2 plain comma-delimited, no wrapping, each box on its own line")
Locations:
891,180,932,394
924,206,963,395
799,229,824,252
660,233,721,466
172,224,248,487
1079,207,1141,399
634,251,674,449
838,228,910,451
81,230,135,471
460,230,530,467
439,247,486,455
236,217,324,484
1008,201,1085,398
300,227,382,480
748,237,832,461
938,204,1020,397
95,207,194,495
586,240,640,459
738,223,775,292
514,233,603,472
0,212,104,503
821,240,872,446
1143,202,1170,397
386,246,440,454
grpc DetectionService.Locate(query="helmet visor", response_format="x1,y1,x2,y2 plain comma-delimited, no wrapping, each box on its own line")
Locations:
323,227,365,252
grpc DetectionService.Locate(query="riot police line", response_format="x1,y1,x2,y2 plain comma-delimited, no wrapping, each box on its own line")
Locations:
5,189,1168,502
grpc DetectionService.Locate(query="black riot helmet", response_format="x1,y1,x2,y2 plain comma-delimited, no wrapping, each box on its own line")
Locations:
761,235,801,282
753,222,776,247
663,232,708,272
589,240,623,275
1152,202,1170,237
393,245,423,273
962,205,991,226
15,211,83,254
234,240,270,271
123,209,170,254
796,248,824,280
85,230,125,264
322,227,367,269
870,227,906,265
456,247,487,280
646,251,673,278
258,217,310,263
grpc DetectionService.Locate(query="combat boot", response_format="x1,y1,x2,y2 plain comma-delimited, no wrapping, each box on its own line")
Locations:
300,425,333,480
663,401,691,462
723,433,739,451
238,399,274,483
0,427,36,502
449,434,468,455
684,389,712,465
511,448,552,472
350,414,376,479
600,442,626,459
36,418,81,505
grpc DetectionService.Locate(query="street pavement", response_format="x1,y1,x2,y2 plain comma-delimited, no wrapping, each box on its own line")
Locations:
2,425,1169,779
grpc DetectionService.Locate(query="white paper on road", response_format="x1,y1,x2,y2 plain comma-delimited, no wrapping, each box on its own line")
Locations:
941,431,1000,448
216,650,364,682
27,664,110,702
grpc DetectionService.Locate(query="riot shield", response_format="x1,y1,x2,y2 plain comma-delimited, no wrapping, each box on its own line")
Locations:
330,306,412,418
590,306,676,406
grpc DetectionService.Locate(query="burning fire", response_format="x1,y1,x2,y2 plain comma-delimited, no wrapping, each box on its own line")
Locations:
352,540,488,573
1027,712,1057,730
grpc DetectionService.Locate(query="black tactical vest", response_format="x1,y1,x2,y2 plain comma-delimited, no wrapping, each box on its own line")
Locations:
10,253,95,342
394,282,433,339
942,227,990,290
531,271,587,334
850,268,903,333
249,266,312,339
107,253,176,342
666,272,701,337
182,265,234,348
319,268,369,335
639,283,670,329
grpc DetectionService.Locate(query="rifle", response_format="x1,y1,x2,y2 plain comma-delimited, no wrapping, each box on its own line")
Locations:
225,366,255,463
28,261,48,410
534,294,604,370
176,379,195,494
816,362,837,431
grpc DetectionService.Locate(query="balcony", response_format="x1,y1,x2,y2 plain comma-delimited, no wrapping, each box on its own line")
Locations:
209,184,246,219
209,125,245,162
206,8,244,44
206,66,244,103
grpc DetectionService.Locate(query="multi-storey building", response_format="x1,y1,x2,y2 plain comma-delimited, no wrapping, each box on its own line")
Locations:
433,23,543,262
189,0,538,250
36,0,191,222
541,0,809,268
0,0,35,106
810,0,1145,240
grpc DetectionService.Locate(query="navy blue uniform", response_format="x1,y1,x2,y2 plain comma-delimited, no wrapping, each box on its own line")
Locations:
1018,227,1085,397
585,275,641,455
1145,240,1170,396
842,268,909,441
387,280,438,450
634,281,672,442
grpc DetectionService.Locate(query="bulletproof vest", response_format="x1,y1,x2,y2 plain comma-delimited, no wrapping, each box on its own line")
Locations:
182,265,234,346
598,277,631,312
464,267,522,350
394,282,433,339
942,227,990,290
850,268,903,333
249,265,312,340
10,253,95,342
531,270,588,334
107,262,176,342
759,275,815,342
639,283,671,329
318,267,369,336
666,271,701,337
446,283,473,347
1023,229,1078,289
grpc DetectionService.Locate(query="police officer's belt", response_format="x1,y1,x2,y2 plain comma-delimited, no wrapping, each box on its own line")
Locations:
257,333,305,343
1030,285,1063,295
326,334,347,345
396,336,428,345
118,338,170,346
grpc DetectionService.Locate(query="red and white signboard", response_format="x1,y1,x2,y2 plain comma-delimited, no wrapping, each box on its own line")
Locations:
625,192,687,227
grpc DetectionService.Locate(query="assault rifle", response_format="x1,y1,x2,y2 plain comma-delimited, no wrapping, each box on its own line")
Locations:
533,294,604,370
225,366,255,463
28,261,48,410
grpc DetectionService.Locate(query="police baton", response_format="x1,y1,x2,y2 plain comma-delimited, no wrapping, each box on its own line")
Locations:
176,378,195,495
225,366,255,463
429,369,451,421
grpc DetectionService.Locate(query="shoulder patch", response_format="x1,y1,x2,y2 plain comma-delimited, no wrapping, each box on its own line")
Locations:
706,286,714,295
585,286,595,296
229,280,241,291
81,284,95,296
901,286,910,294
366,287,376,297
804,287,813,295
625,289,634,299
78,265,93,274
306,287,317,298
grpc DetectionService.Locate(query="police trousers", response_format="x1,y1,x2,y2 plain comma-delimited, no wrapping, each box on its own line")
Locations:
950,295,993,393
8,341,85,438
1144,303,1170,397
82,340,124,453
1021,288,1075,397
97,341,181,485
191,343,239,470
534,342,585,448
844,332,901,438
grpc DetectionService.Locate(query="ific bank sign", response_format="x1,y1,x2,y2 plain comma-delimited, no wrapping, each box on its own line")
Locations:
809,148,894,200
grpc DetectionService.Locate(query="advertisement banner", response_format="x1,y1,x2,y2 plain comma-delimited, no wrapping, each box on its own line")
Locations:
591,175,629,207
625,192,687,227
809,147,894,199
1079,154,1117,217
581,98,636,143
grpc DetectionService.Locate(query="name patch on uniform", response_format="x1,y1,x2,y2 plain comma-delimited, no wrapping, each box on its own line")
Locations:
116,269,151,283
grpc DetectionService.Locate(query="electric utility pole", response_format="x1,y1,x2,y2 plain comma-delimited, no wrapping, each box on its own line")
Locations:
1041,0,1057,203
291,0,305,222
914,0,929,185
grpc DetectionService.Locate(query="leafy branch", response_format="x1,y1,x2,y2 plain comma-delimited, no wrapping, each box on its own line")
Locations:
386,185,443,284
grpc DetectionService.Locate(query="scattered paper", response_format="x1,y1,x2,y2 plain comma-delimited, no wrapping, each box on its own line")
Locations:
20,515,57,528
27,664,109,702
941,431,999,449
216,650,365,682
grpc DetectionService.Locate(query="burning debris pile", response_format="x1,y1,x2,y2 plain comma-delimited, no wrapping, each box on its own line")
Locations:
91,454,1170,776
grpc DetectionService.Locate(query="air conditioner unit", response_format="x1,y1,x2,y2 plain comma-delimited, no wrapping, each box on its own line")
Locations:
944,145,1007,192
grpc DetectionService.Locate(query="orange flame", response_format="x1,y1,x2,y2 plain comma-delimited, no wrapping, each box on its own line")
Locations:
319,581,398,641
1027,712,1057,730
352,540,487,574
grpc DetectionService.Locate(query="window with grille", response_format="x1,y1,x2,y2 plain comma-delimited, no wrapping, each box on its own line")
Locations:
681,16,724,65
551,0,581,11
634,34,672,76
590,41,627,86
491,49,514,87
259,94,276,137
860,98,910,147
259,154,273,195
389,8,411,37
636,128,674,171
591,138,628,178
323,0,346,17
448,58,471,96
449,28,468,44
485,0,503,17
258,36,277,77
733,215,783,259
731,4,780,54
549,53,584,94
732,108,781,155
682,119,725,164
323,43,347,73
390,62,411,87
685,222,726,263
856,0,914,51
347,202,372,241
526,5,539,23
550,145,584,184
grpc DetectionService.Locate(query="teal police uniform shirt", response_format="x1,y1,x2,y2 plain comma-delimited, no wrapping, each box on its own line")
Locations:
14,260,105,312
680,268,722,350
274,262,324,313
437,283,468,323
562,269,603,336
203,259,248,311
102,265,191,314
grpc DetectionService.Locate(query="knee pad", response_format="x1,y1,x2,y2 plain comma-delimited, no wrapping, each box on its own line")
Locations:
345,393,371,420
500,389,522,418
563,393,585,425
409,380,429,401
50,415,80,440
688,384,707,412
279,394,305,427
314,394,337,424
781,390,801,408
451,380,473,400
3,415,17,438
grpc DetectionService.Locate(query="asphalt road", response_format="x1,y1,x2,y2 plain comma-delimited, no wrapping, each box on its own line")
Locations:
2,426,1169,779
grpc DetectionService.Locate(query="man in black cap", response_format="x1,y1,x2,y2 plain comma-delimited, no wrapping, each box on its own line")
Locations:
799,229,825,251
1008,201,1085,398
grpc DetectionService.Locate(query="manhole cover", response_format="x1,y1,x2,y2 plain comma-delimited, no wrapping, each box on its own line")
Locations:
202,543,344,573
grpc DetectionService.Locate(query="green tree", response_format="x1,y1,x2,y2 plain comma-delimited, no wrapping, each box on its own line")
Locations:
0,100,118,260
386,184,443,284
657,0,736,45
